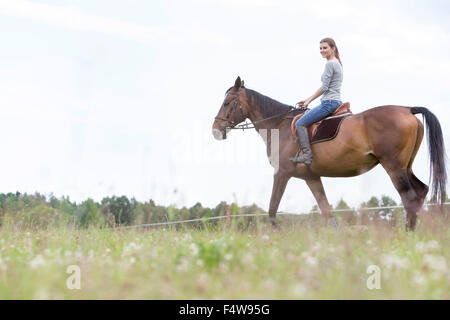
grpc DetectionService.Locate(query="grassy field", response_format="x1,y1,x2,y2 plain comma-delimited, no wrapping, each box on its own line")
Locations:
0,214,449,299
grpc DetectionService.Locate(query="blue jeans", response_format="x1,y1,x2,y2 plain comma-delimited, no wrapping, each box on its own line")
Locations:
295,100,343,128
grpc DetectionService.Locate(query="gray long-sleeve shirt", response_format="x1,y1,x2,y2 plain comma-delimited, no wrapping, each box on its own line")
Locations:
320,58,343,101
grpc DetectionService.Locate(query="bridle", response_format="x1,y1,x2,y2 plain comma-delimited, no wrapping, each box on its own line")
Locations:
215,88,308,131
214,88,247,128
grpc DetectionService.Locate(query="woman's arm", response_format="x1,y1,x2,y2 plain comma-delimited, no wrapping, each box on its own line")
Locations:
297,61,334,107
297,88,323,107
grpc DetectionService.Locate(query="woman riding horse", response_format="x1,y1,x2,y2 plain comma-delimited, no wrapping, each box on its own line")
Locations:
213,75,446,231
290,37,344,165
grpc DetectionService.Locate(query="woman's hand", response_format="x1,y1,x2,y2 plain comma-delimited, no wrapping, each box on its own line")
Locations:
297,88,324,108
296,100,310,108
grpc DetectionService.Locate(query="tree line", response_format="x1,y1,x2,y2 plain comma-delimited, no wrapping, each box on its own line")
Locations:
0,192,447,229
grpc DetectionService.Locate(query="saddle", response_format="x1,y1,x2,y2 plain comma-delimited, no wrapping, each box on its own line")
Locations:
291,102,352,144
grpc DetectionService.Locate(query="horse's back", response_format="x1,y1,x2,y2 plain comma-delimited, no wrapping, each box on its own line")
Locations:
360,105,416,123
307,105,418,176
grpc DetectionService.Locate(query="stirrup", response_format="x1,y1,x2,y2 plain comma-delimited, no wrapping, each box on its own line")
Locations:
289,150,313,164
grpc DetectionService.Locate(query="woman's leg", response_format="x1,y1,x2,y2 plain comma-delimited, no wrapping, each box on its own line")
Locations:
296,102,330,128
295,100,342,128
291,100,342,164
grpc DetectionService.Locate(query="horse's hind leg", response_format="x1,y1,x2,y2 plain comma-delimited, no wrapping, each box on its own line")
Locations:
407,171,429,211
383,168,421,230
377,115,425,230
380,158,421,231
407,118,429,211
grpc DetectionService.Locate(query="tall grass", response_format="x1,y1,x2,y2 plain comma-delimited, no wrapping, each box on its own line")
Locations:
0,213,448,299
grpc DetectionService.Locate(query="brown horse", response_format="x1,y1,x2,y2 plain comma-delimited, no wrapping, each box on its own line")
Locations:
212,77,447,230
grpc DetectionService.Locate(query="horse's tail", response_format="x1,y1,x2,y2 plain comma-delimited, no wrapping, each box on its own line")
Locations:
410,107,447,203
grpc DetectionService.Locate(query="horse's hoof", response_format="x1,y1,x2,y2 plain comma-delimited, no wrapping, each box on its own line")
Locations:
329,217,339,231
270,217,280,231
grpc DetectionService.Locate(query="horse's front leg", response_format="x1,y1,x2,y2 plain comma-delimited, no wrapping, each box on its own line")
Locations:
305,177,338,230
269,171,290,228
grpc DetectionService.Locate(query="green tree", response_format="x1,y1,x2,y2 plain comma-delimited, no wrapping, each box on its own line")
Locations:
379,195,398,220
335,198,356,224
101,196,136,225
190,202,204,220
76,198,104,228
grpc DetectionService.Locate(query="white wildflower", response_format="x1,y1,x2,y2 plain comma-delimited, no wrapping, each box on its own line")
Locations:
34,289,49,300
0,256,7,271
311,243,322,253
122,242,142,256
29,254,47,269
422,254,448,275
175,258,189,273
301,251,311,260
263,279,276,290
242,253,254,265
261,235,270,241
426,240,440,251
196,259,204,267
287,253,297,263
224,253,233,261
196,273,209,292
291,283,308,297
381,253,410,270
416,240,440,254
305,256,318,266
219,262,229,273
150,248,158,259
412,270,427,287
189,243,199,256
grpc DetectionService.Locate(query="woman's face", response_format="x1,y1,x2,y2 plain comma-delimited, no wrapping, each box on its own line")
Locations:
320,42,335,59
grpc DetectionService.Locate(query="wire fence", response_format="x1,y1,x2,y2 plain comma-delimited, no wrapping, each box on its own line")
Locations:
109,202,450,230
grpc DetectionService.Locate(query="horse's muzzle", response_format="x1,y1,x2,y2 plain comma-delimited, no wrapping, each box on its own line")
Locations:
212,128,226,140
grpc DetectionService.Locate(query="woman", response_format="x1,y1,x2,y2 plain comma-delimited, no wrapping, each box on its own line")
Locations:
290,37,343,165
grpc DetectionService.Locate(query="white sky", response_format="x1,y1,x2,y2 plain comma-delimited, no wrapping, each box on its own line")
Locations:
0,0,449,213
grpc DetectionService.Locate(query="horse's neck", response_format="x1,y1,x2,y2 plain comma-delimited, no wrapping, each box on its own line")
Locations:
247,102,278,131
247,102,286,148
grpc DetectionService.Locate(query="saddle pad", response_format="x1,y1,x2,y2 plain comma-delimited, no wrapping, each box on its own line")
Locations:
310,114,349,145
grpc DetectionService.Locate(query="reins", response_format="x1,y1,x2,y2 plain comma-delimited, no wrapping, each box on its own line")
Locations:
215,88,308,131
230,108,304,130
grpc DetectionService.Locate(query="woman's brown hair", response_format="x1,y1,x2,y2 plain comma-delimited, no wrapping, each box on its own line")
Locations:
320,37,342,66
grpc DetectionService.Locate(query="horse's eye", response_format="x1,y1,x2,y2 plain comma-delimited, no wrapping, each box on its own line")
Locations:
224,101,230,106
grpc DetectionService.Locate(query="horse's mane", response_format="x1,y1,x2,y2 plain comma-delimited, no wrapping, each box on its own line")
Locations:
244,88,295,118
226,86,304,122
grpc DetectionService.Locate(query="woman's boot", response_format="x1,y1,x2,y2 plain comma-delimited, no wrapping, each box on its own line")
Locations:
289,125,313,164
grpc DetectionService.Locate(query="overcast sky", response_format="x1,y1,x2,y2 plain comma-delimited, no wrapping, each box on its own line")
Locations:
0,0,449,213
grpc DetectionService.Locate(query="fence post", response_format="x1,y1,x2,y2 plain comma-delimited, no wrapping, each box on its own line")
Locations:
226,203,231,229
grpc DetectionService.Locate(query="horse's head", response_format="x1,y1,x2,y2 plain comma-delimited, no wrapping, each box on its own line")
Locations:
212,76,249,140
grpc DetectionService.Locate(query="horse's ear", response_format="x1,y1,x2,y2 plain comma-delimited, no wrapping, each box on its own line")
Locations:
241,80,245,87
234,76,241,89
